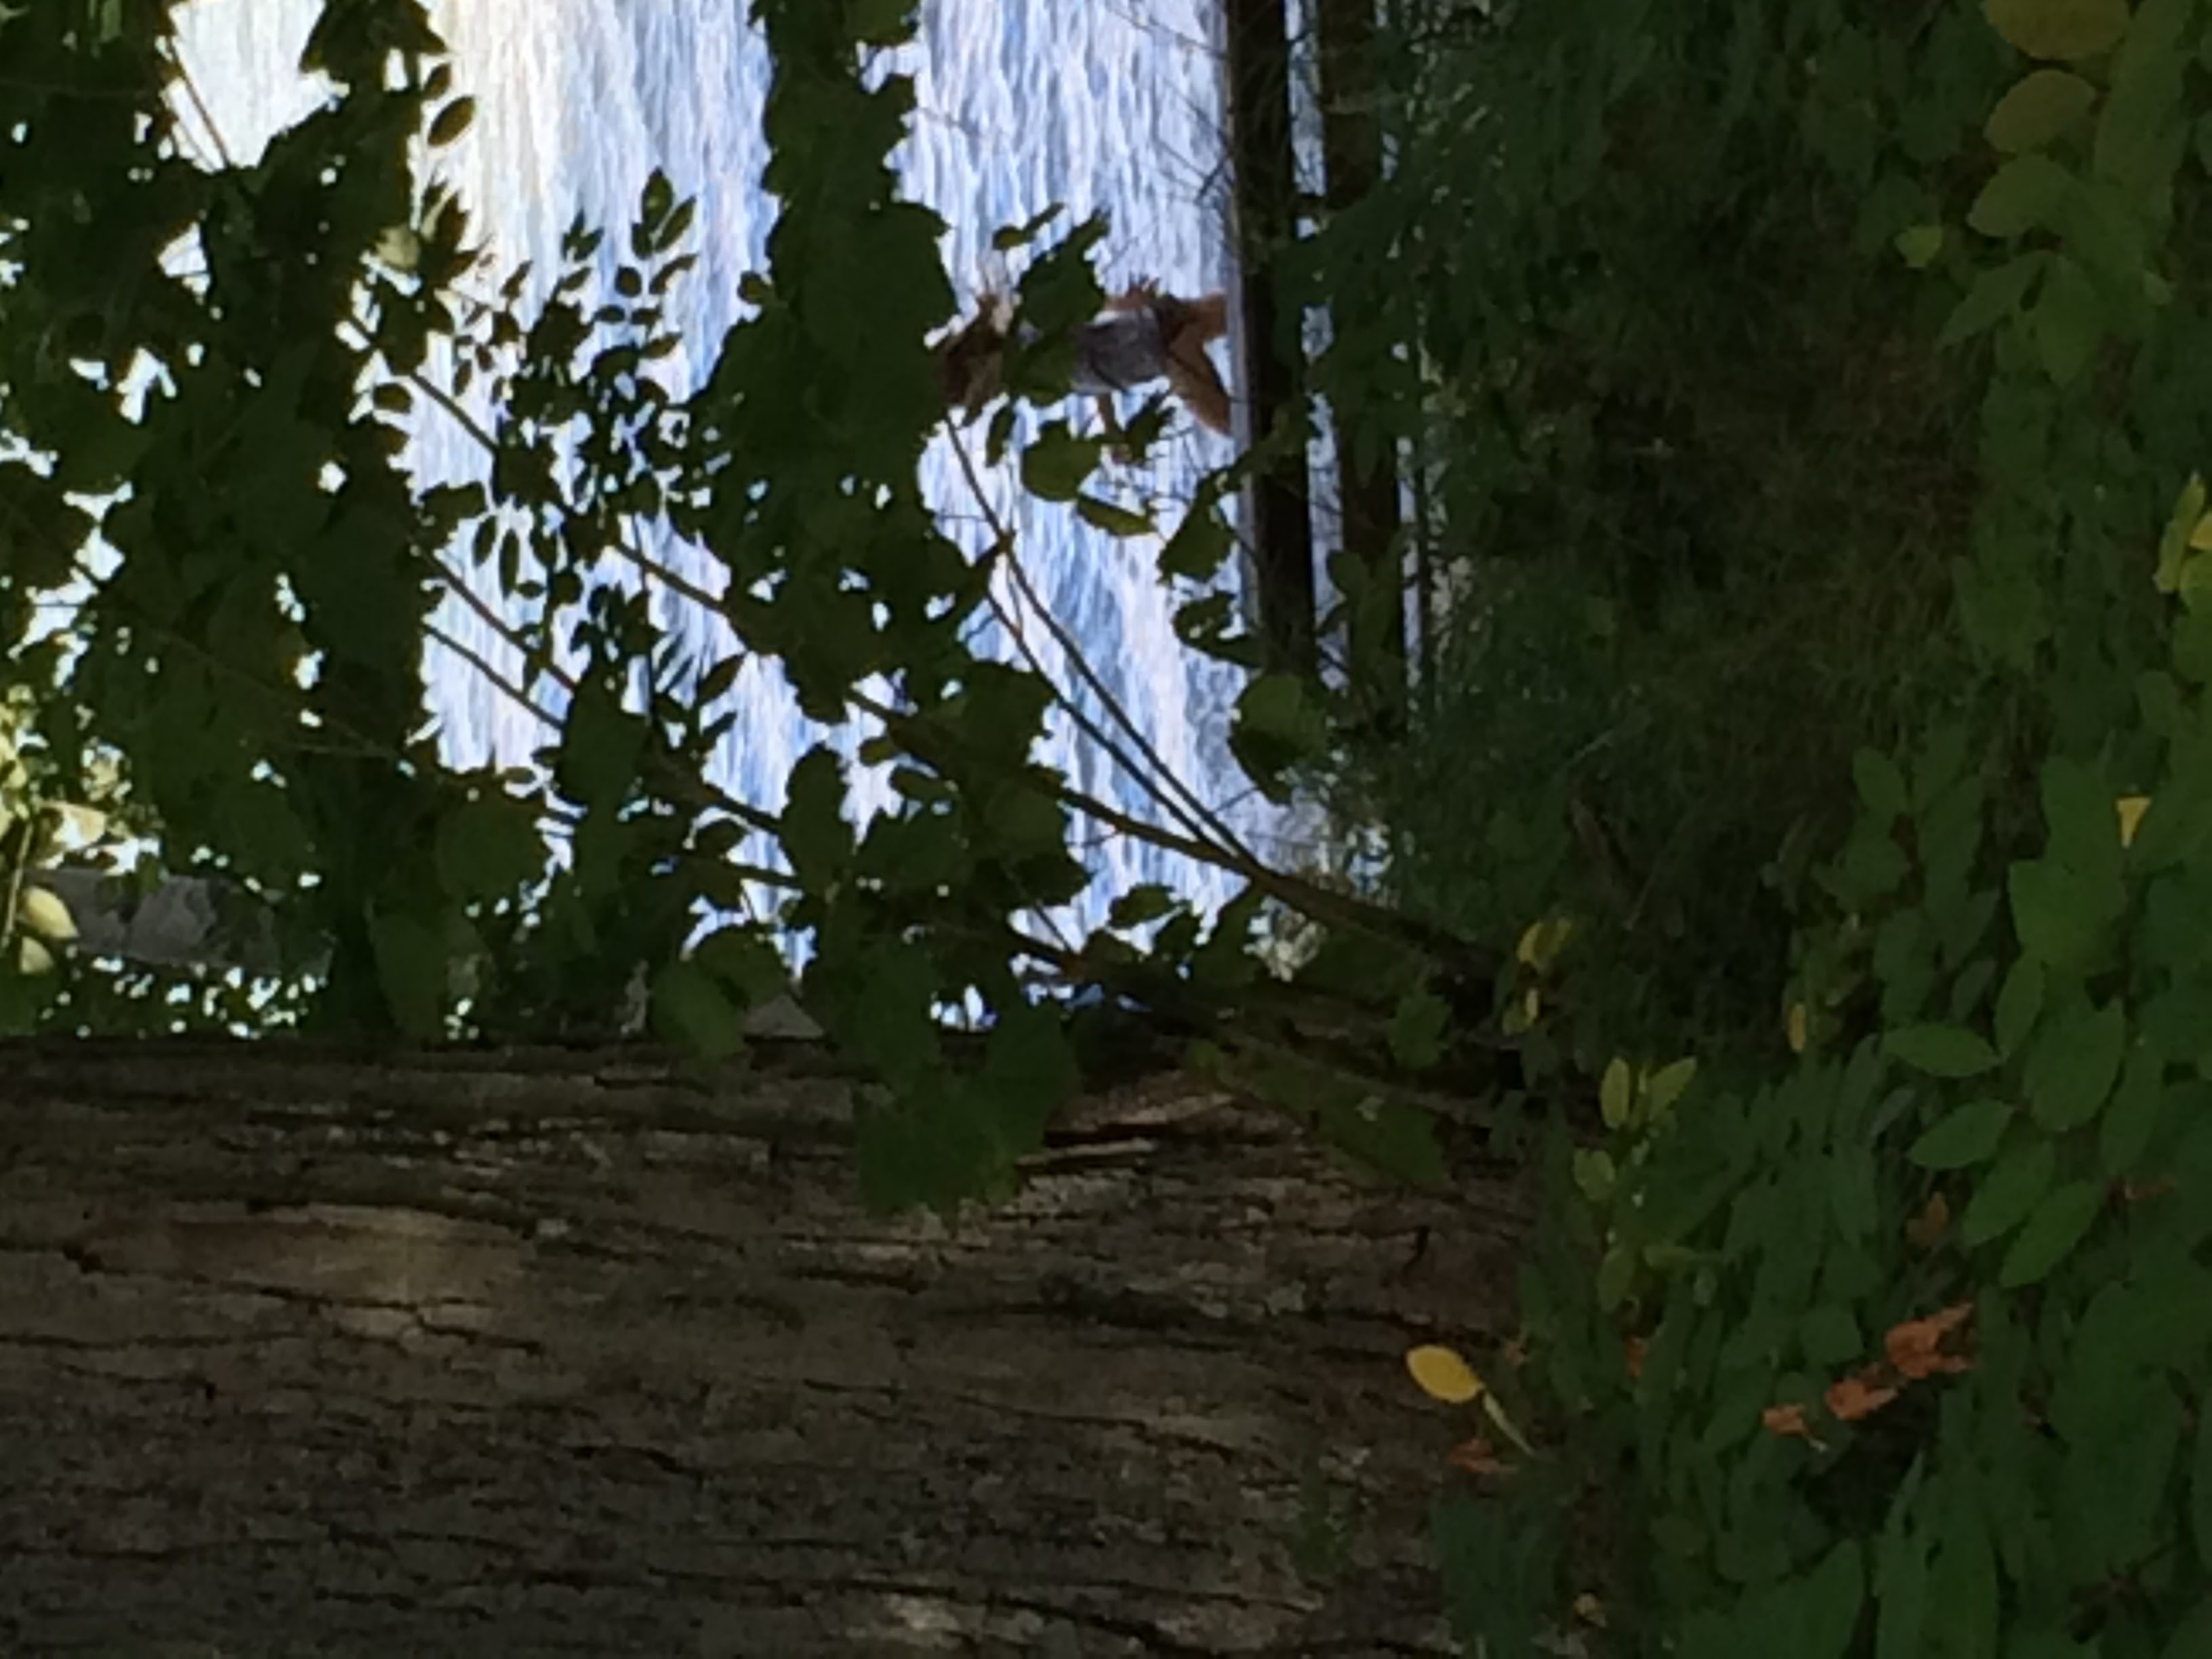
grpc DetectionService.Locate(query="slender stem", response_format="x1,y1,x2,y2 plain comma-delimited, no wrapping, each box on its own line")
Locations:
424,621,563,735
946,426,1260,868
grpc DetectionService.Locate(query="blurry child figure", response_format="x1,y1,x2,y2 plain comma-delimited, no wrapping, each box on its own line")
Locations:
939,280,1233,438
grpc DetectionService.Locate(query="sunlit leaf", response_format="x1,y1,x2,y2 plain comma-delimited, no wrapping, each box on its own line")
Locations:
17,886,75,944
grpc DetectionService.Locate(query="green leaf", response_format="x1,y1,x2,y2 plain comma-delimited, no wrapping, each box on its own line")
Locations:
1647,1057,1698,1113
1985,68,2099,151
1885,1023,2001,1078
1800,1538,1866,1659
1855,747,1910,821
1896,224,1946,268
1985,0,2131,61
1962,1137,2057,1246
2023,998,2125,1130
1940,252,2050,345
1160,501,1234,583
368,911,449,1040
1601,1057,1634,1128
426,97,477,148
2030,255,2102,385
1230,674,1329,799
2099,1045,2164,1174
990,203,1065,252
1322,1094,1447,1187
2009,855,2124,968
2095,0,2194,199
554,681,647,810
1909,1100,2016,1169
651,959,745,1063
1967,153,2074,238
1387,986,1450,1070
2001,1179,2105,1285
1874,1486,1931,1659
1574,1147,1617,1201
1800,1304,1864,1366
781,746,854,888
434,792,546,903
1108,883,1177,928
1994,956,2047,1055
693,926,790,1006
847,0,916,43
1076,495,1153,538
1021,424,1103,503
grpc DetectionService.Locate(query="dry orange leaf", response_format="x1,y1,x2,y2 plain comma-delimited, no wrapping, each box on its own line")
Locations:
1447,1436,1509,1477
1762,1401,1812,1439
1406,1344,1484,1405
1826,1372,1902,1422
1623,1335,1648,1380
1885,1303,1974,1380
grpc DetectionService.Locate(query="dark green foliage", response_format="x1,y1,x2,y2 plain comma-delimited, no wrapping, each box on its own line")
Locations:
1305,0,2212,1649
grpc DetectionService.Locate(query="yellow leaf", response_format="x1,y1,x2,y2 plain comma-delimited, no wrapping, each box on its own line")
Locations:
1984,0,2131,62
2192,512,2212,552
1573,1592,1609,1628
1515,915,1575,970
1406,1344,1484,1405
1600,1057,1633,1128
18,885,75,944
17,935,54,975
1786,1002,1809,1054
1502,984,1541,1035
2156,472,2205,594
2116,794,2151,848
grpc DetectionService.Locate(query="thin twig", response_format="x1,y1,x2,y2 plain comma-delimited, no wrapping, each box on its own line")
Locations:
945,426,1260,868
424,621,562,736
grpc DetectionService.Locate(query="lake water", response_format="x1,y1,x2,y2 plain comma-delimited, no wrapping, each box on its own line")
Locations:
176,0,1270,933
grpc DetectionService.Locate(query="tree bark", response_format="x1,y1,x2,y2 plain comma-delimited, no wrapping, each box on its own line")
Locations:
0,1040,1527,1656
1224,0,1318,679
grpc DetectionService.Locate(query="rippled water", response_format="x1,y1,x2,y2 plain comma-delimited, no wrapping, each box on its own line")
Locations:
176,0,1265,928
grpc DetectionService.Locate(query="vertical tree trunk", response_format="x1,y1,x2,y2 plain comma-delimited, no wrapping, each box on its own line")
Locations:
0,1041,1525,1655
1224,0,1318,680
1316,0,1406,716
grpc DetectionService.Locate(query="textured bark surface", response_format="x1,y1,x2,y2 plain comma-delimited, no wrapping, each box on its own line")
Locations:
0,1040,1529,1656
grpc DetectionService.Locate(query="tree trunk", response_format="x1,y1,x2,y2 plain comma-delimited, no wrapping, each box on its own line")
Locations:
0,1040,1526,1656
1224,0,1318,679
